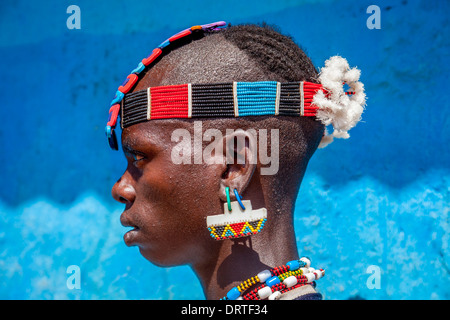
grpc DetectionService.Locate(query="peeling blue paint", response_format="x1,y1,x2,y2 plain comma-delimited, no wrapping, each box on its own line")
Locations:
0,0,448,299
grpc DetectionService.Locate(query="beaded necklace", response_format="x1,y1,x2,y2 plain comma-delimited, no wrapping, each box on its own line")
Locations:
221,257,325,300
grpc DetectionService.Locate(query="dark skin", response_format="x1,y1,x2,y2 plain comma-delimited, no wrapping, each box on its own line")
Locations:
112,37,321,299
113,119,300,299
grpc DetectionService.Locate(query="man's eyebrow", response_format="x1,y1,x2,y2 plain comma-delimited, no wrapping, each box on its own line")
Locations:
121,138,140,154
122,144,136,154
121,135,158,154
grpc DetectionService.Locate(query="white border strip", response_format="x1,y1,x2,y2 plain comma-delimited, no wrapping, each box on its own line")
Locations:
233,81,239,117
147,87,151,120
275,82,281,116
299,81,304,116
187,83,192,118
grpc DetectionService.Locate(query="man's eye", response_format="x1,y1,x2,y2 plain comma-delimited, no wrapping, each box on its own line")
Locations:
132,154,146,165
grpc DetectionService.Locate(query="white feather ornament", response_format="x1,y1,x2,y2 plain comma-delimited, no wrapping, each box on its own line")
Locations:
313,56,366,148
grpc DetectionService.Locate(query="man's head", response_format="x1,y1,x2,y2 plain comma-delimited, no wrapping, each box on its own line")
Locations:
112,24,325,267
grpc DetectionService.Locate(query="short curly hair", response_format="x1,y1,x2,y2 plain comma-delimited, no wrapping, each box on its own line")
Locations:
221,23,318,83
131,23,325,210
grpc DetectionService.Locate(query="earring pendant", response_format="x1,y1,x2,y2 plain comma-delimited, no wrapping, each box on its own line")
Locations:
207,200,267,241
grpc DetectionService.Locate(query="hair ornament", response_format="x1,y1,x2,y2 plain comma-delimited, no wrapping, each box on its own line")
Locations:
105,21,367,151
314,56,366,148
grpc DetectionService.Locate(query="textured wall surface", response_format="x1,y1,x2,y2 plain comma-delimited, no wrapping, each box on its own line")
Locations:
0,0,448,299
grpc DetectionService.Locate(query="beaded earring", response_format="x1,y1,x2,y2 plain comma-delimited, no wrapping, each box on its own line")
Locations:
207,187,267,241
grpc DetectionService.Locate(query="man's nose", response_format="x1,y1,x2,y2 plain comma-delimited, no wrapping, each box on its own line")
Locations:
112,173,136,205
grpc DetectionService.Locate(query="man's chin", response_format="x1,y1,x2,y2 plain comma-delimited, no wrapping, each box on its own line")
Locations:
138,246,187,268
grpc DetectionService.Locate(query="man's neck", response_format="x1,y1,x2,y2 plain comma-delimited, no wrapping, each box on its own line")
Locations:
192,219,299,300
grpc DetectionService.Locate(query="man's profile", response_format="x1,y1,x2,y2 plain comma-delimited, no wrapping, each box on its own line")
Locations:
105,22,365,300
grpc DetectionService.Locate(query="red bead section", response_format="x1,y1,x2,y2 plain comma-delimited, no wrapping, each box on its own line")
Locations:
118,74,139,94
303,82,327,117
169,29,192,42
150,84,189,119
107,104,121,127
271,265,289,276
142,48,163,66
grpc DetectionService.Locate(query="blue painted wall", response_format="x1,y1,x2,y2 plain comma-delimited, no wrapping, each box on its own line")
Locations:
0,0,448,299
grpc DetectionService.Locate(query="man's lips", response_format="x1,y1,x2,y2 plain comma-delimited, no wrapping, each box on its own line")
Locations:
120,213,141,246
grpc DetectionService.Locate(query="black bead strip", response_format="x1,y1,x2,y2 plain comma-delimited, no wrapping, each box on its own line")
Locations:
279,82,301,116
122,90,147,128
191,83,235,118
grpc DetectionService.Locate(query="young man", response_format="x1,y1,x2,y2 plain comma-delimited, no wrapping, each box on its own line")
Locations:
106,22,365,300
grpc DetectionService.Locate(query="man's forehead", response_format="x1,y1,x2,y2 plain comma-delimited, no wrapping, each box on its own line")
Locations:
121,120,190,150
121,122,161,149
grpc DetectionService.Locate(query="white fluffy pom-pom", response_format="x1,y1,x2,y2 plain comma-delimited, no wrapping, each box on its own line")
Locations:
314,56,366,148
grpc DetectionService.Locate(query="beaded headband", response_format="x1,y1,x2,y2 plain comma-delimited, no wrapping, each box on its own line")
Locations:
119,81,325,128
105,21,366,150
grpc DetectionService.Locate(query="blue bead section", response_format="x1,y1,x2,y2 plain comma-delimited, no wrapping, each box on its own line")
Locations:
226,287,240,300
259,218,266,230
236,81,277,116
110,90,124,106
105,125,111,138
242,226,252,234
287,260,300,271
224,229,234,237
131,62,145,74
266,276,281,287
158,39,170,48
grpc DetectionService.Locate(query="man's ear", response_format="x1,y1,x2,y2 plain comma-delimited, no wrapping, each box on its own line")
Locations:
218,129,257,202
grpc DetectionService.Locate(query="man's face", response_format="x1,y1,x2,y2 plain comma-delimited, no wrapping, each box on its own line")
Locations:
112,120,222,267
